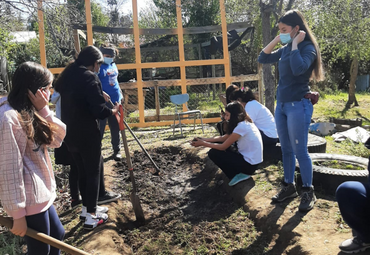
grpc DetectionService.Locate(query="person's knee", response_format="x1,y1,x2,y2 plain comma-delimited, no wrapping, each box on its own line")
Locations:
208,149,216,159
336,181,360,203
208,149,219,161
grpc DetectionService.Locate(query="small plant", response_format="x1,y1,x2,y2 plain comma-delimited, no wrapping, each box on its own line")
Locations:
0,233,24,255
313,160,365,170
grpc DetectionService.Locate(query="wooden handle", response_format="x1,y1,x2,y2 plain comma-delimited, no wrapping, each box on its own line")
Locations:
0,216,91,255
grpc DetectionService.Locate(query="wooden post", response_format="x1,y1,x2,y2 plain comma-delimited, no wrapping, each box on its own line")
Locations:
84,0,93,46
154,81,160,121
220,0,231,86
37,0,46,67
132,0,145,124
176,0,187,113
258,63,264,105
73,29,81,58
211,55,216,97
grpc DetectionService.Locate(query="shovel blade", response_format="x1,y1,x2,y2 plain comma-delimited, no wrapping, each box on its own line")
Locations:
130,191,145,224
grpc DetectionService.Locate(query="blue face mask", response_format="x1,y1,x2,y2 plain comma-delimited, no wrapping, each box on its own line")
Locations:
280,33,292,44
104,57,114,65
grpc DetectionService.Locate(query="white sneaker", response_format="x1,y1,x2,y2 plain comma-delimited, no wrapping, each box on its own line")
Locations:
83,212,108,230
80,205,109,220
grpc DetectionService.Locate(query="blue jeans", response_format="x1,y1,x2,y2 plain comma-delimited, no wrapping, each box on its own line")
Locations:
275,98,313,187
25,205,65,255
99,103,121,152
336,181,370,242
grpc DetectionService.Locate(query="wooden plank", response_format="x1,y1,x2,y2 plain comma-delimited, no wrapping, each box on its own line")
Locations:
37,0,46,67
132,0,145,124
73,29,80,57
154,83,160,121
126,117,221,128
118,74,259,89
84,0,93,46
220,0,231,87
72,22,252,36
48,59,230,74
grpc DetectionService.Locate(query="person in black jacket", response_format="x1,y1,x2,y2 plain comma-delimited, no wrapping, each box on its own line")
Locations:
54,46,120,230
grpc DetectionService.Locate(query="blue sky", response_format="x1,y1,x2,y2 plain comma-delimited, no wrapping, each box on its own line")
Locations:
94,0,153,15
119,0,153,14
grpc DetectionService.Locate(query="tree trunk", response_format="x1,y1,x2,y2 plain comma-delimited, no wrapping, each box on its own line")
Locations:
346,57,359,108
261,7,276,114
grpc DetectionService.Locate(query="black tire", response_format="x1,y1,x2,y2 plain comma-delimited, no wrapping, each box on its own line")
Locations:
307,133,327,153
296,153,369,195
262,134,326,166
310,153,368,177
274,133,327,157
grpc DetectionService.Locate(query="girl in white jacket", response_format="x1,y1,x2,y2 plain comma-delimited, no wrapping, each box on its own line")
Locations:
0,62,66,255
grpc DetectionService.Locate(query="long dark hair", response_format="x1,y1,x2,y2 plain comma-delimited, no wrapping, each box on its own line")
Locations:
75,45,103,67
225,84,239,104
229,88,255,103
225,101,252,134
8,62,56,145
54,45,103,93
279,10,324,82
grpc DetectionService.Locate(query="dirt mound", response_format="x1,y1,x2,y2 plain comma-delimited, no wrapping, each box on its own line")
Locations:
57,143,366,255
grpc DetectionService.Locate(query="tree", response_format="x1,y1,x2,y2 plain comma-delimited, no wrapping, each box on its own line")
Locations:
312,0,370,108
0,0,112,70
106,0,131,45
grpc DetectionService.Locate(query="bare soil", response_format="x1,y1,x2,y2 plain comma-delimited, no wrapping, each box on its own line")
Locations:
54,129,369,255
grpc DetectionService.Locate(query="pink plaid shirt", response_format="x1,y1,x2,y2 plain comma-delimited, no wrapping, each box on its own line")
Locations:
0,97,66,219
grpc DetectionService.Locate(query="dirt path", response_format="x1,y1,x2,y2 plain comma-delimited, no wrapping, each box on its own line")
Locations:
58,139,368,255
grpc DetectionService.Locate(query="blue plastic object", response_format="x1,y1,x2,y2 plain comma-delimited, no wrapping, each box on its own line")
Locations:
170,93,204,136
170,93,189,106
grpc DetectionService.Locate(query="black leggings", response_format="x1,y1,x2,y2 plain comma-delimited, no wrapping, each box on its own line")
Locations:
25,205,64,255
70,146,105,213
208,148,258,179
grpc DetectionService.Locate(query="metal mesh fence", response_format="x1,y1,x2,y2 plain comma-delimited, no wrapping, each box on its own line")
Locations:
123,83,226,123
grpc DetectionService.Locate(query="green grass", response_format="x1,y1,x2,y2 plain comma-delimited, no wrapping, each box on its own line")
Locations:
313,160,365,170
313,92,370,125
0,233,23,255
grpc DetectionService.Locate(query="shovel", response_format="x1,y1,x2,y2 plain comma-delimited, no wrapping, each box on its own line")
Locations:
0,215,90,255
109,100,160,174
116,104,145,224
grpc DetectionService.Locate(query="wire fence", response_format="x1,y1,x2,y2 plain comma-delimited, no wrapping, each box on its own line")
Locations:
123,84,226,123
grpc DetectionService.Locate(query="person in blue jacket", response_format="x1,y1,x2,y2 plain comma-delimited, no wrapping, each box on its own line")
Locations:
258,10,324,212
98,44,123,161
335,138,370,254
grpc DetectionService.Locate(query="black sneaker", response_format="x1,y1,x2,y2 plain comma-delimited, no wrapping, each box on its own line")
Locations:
113,150,122,161
339,237,370,254
98,191,121,205
272,182,298,202
298,186,317,212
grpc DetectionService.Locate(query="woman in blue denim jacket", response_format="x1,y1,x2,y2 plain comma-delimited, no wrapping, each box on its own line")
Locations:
258,10,324,212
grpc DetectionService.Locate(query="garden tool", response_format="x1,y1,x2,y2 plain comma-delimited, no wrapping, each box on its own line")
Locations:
109,100,161,174
0,215,91,255
116,104,145,223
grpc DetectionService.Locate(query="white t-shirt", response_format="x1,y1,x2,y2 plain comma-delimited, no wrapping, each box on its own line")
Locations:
233,121,263,165
245,100,278,139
